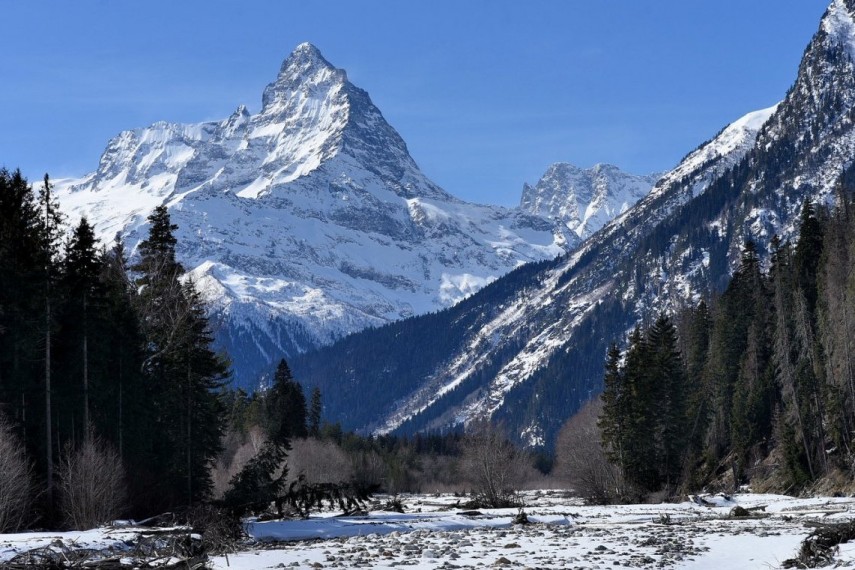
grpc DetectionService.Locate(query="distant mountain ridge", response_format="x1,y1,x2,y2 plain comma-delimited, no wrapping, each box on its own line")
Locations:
293,0,855,448
53,43,657,385
521,163,661,239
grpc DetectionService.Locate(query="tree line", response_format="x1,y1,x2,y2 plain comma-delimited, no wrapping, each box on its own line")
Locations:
594,195,855,499
0,169,238,526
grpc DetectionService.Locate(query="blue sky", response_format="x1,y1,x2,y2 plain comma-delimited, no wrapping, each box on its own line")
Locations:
0,0,829,206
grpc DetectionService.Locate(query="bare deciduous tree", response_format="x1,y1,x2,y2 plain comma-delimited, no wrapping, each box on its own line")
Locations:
57,438,126,530
0,416,33,532
289,437,353,485
555,399,628,504
459,422,528,508
212,426,267,499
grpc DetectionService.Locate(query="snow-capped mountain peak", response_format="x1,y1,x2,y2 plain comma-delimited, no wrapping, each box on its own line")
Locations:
649,104,778,201
54,43,578,385
520,162,661,239
260,42,346,115
822,0,855,59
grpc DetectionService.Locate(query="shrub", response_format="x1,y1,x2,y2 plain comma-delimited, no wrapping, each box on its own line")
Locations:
459,422,528,508
554,399,629,504
0,416,33,532
288,437,353,485
57,438,126,529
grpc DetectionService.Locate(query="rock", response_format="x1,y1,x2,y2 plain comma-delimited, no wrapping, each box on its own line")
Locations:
730,506,750,518
494,557,513,566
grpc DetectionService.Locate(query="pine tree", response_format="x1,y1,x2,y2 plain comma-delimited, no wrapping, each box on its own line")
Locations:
131,207,228,507
37,174,63,510
598,343,627,472
683,300,711,457
0,170,44,442
705,242,762,462
308,387,322,437
793,199,824,316
621,327,658,491
266,359,308,443
646,314,687,487
59,218,103,439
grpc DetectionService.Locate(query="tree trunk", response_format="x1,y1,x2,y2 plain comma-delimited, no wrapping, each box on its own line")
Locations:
83,293,90,438
44,177,54,508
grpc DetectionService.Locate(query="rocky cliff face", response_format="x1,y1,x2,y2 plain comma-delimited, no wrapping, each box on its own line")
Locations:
521,163,661,239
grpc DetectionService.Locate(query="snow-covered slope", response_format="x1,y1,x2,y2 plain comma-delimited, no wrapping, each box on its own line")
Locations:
55,43,576,384
294,103,778,439
296,0,855,446
520,163,661,239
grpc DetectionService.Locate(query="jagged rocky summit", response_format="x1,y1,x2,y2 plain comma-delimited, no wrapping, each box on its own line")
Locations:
54,43,654,385
521,163,661,239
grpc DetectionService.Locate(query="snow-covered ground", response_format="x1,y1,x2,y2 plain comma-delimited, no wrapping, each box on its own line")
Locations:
5,491,855,568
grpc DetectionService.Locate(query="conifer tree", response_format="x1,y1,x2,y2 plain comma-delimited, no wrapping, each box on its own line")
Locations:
60,218,103,438
599,343,627,472
620,327,658,491
131,206,227,507
0,170,44,439
38,174,63,509
266,359,308,443
308,387,322,437
646,314,687,486
793,199,824,316
683,300,711,456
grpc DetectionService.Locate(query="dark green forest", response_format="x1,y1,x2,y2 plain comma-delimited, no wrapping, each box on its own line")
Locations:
0,169,228,521
599,196,855,496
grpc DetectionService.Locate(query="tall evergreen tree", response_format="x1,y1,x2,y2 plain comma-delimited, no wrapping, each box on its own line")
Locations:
131,206,228,507
59,217,103,439
793,199,824,316
266,359,308,443
599,343,627,472
37,174,63,510
646,315,687,486
0,170,44,439
308,387,322,437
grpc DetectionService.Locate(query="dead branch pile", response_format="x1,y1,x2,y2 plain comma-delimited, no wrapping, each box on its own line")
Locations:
4,529,207,569
783,520,855,568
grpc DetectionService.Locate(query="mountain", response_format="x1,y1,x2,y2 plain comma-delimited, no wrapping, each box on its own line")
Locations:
293,0,855,448
55,43,581,385
520,163,661,239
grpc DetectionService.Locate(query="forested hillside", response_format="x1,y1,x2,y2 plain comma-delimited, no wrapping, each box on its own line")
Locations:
597,190,855,495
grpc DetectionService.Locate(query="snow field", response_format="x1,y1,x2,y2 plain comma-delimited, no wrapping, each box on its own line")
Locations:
207,491,855,569
4,491,855,568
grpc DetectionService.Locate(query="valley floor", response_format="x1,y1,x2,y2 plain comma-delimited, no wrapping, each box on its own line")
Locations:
3,491,855,568
212,491,855,570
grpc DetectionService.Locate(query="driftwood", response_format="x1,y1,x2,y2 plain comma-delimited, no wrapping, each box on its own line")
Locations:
1,504,243,568
783,520,855,568
4,530,209,569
